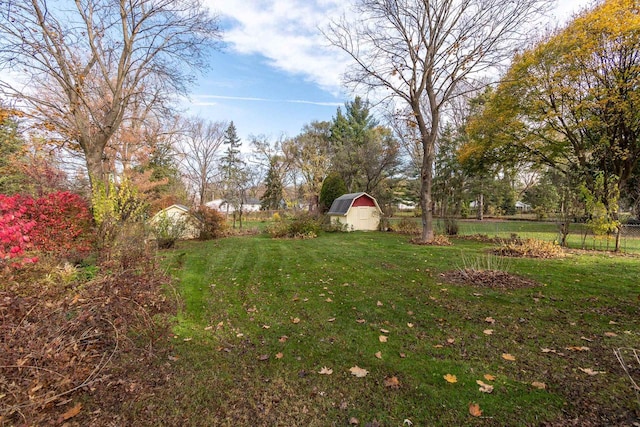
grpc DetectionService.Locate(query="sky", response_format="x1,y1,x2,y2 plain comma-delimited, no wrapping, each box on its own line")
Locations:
188,0,596,143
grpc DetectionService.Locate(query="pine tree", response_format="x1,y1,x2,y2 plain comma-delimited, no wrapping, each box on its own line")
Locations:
260,160,284,210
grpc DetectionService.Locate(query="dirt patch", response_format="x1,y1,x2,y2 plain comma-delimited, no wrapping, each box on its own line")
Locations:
441,269,542,290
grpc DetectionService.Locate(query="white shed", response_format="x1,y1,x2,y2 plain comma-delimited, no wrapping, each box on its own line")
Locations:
327,192,382,231
150,204,200,239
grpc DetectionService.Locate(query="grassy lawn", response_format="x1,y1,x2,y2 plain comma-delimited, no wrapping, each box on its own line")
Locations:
136,232,639,426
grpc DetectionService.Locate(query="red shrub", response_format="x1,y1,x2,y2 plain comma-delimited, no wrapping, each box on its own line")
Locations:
0,194,37,267
26,192,94,258
1,192,94,268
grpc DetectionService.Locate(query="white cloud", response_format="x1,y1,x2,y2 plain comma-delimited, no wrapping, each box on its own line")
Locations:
194,94,343,106
205,0,597,101
204,0,351,95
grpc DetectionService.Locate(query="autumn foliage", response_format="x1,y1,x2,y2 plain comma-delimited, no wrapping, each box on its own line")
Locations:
0,191,94,268
0,194,37,267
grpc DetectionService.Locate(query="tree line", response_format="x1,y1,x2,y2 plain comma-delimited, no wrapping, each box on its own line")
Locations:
1,0,638,249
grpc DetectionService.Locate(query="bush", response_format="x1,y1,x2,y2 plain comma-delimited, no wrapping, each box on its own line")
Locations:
150,210,188,249
195,206,228,240
0,194,37,269
24,192,94,261
493,238,564,258
266,213,321,239
395,218,421,235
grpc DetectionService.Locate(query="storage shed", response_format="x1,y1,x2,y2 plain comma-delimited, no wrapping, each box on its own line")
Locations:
150,204,200,239
327,192,382,231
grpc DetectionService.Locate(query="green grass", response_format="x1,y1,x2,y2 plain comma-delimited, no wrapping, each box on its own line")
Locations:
135,232,639,426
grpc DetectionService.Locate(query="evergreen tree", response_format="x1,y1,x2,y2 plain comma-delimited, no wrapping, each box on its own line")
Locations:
319,172,347,213
260,159,284,210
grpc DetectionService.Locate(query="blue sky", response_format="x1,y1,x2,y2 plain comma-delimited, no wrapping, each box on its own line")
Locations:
189,0,595,143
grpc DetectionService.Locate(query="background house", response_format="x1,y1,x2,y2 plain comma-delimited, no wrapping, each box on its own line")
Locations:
205,198,261,214
327,192,382,231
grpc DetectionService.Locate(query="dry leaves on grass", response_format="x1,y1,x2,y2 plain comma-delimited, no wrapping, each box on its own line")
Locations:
469,403,483,417
502,353,516,361
579,367,606,376
379,335,388,343
349,366,369,378
532,381,547,389
476,380,494,393
384,376,401,389
443,374,458,383
318,366,333,375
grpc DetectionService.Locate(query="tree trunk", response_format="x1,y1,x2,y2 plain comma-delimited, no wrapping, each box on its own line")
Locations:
85,144,107,191
477,193,484,221
419,146,435,242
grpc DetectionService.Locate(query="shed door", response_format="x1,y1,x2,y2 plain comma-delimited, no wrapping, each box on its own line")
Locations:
358,207,369,220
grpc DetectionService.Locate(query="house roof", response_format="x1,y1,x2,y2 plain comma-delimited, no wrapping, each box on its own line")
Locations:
327,192,381,215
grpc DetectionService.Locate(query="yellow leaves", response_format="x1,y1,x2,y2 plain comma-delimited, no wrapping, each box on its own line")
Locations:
566,346,590,352
469,402,482,417
531,381,546,390
349,366,369,378
501,353,516,361
484,317,496,324
379,335,388,343
443,374,457,383
375,351,382,359
483,329,494,335
275,352,284,359
483,374,496,381
291,317,301,324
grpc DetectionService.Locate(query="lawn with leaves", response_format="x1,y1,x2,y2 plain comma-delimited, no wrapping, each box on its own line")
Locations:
133,232,639,426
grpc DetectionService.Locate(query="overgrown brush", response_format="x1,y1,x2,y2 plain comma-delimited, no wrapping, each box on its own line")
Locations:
493,237,564,258
394,218,421,235
265,213,321,239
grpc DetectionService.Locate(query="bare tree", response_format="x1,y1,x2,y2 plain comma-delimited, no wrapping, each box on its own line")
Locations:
0,0,221,190
325,0,553,242
176,117,227,206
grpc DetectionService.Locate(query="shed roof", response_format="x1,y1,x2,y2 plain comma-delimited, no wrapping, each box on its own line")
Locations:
327,192,380,215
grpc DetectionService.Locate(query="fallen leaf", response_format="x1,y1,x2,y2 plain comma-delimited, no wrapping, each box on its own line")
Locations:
326,298,333,302
327,317,336,322
566,346,590,352
258,354,269,361
279,335,288,343
262,325,270,329
531,381,546,389
168,355,179,361
291,317,301,324
484,374,496,381
407,323,414,328
581,336,593,342
356,319,366,324
275,352,284,359
216,321,224,329
447,338,455,344
469,402,482,417
483,329,493,335
374,351,382,359
433,344,444,348
579,367,606,376
292,295,300,301
318,366,333,375
183,337,192,342
204,325,213,331
541,348,555,353
377,301,383,306
379,335,388,343
384,376,401,389
380,328,390,333
502,353,516,361
349,366,369,377
485,317,496,324
349,417,359,425
399,352,406,358
604,332,618,337
609,320,618,325
476,380,494,393
61,403,82,421
443,374,457,383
